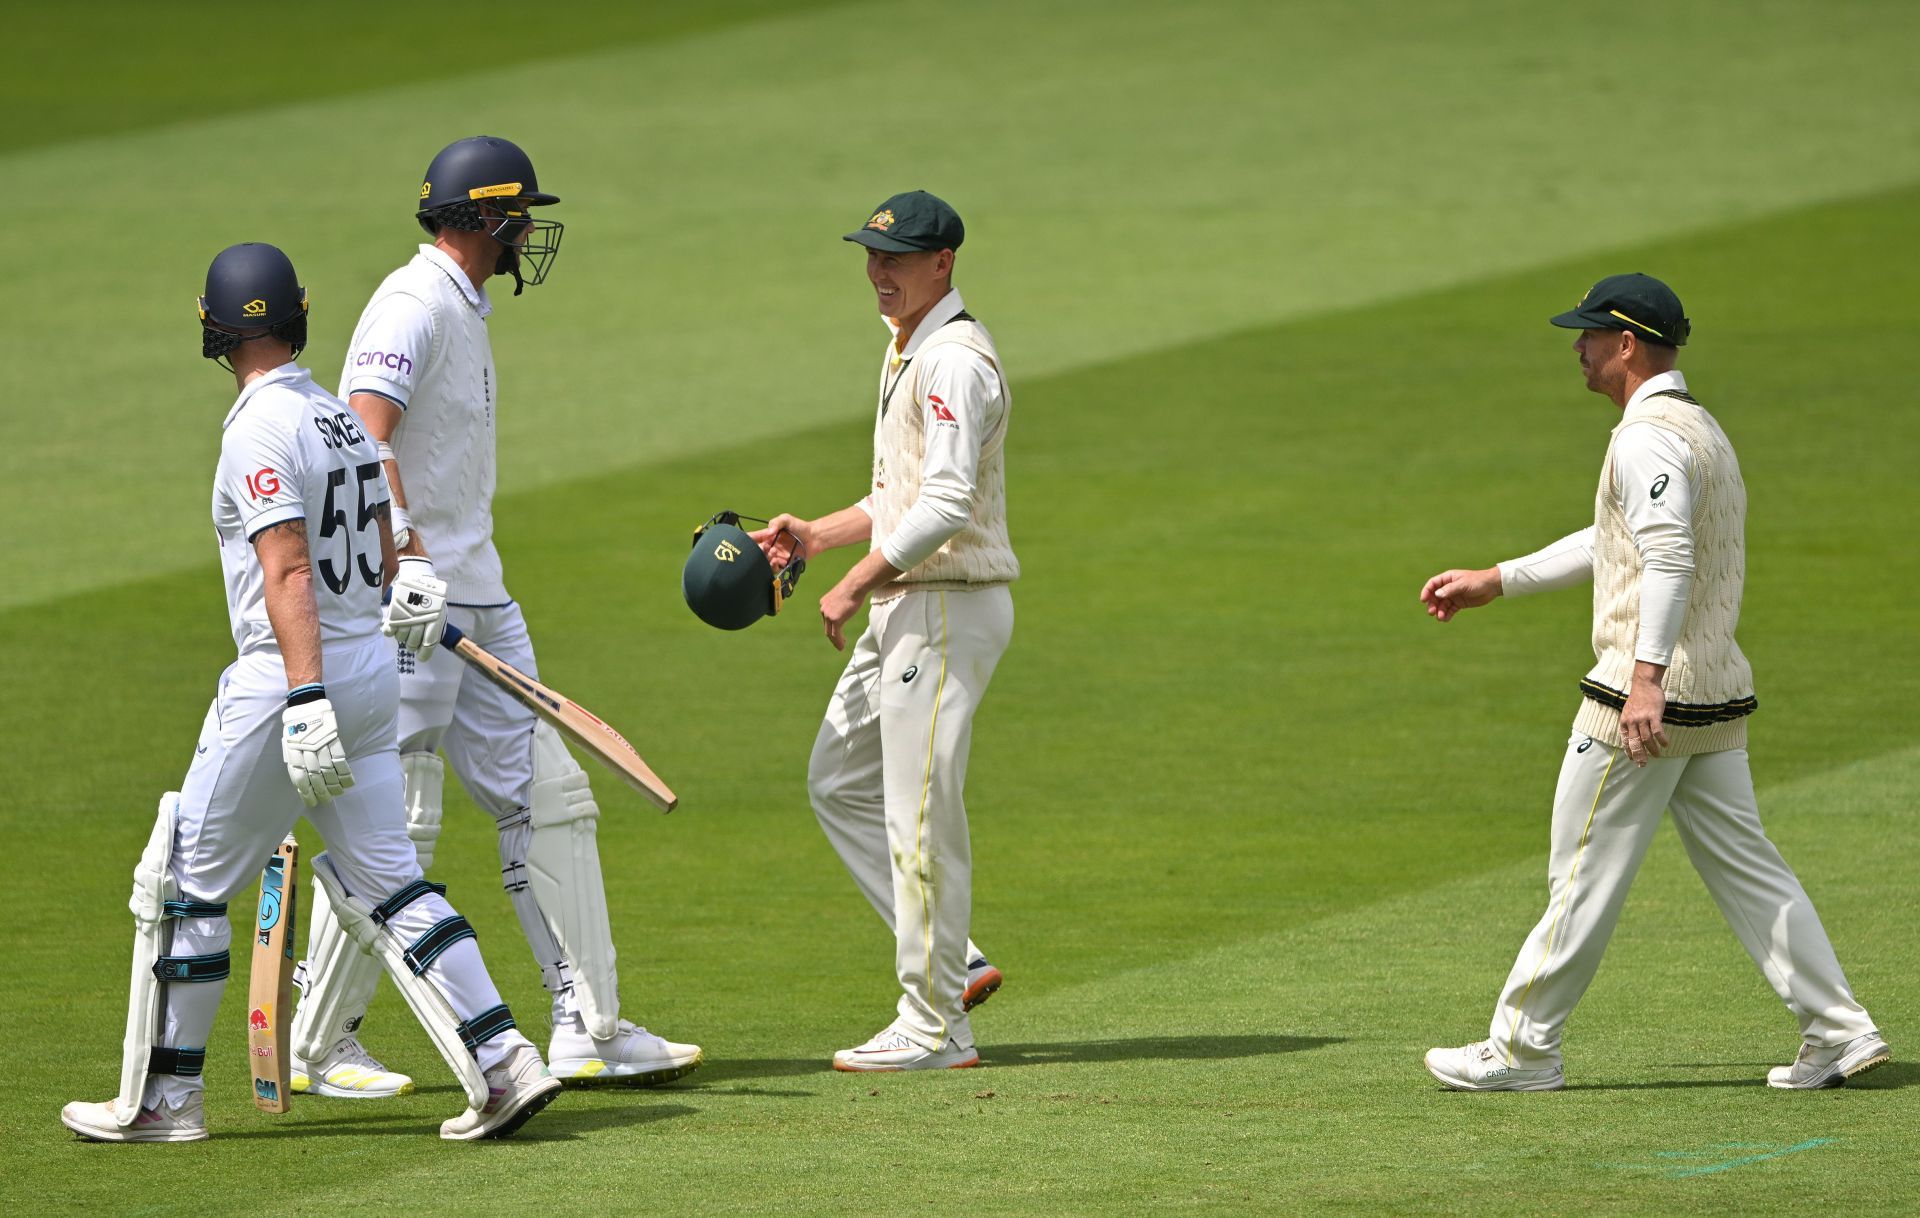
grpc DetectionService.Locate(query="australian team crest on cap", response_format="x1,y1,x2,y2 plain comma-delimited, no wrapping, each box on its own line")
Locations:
866,209,896,232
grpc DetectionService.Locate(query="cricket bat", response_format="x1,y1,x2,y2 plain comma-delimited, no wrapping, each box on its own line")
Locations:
438,621,679,812
248,834,299,1113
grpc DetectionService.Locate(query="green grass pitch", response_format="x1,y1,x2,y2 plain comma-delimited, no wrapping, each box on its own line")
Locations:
3,3,1916,1214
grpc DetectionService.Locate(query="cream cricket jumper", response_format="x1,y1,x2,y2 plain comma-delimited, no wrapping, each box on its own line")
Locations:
864,289,1019,597
1572,375,1756,754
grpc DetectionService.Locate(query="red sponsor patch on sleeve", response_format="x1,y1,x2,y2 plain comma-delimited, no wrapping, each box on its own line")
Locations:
245,468,282,500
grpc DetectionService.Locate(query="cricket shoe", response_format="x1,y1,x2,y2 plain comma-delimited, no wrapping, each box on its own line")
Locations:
291,1035,415,1098
1767,1032,1892,1089
547,1014,704,1087
1424,1041,1565,1092
963,958,1004,1012
60,1093,208,1143
439,1044,563,1141
833,1025,980,1072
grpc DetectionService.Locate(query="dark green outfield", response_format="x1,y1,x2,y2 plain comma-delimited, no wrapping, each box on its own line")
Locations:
6,182,1915,1214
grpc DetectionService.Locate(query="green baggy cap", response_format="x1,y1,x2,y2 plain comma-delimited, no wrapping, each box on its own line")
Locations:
844,190,965,253
1550,273,1690,346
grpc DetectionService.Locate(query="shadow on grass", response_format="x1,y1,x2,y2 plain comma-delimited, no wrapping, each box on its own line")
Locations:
1573,1060,1913,1092
702,1034,1343,1081
209,1095,697,1141
987,1035,1343,1068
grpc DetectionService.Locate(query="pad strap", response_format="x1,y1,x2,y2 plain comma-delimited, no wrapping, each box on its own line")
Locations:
147,1046,206,1076
371,878,448,927
403,916,476,975
455,1003,517,1054
153,951,230,982
162,898,228,918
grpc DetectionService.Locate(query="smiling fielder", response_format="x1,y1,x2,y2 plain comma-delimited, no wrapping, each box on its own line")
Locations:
754,191,1017,1070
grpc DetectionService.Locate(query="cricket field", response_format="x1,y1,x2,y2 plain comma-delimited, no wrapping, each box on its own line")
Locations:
2,2,1915,1214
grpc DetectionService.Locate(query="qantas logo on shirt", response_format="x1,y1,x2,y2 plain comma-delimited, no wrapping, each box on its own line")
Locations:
355,350,414,377
244,468,281,500
927,394,957,425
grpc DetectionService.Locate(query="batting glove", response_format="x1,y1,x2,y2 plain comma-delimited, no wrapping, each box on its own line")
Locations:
383,556,449,660
283,687,354,807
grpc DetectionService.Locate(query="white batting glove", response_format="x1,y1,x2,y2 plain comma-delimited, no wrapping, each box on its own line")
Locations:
383,556,449,660
282,689,354,807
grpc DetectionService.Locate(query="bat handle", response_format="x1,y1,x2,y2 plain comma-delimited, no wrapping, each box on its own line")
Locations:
439,621,466,649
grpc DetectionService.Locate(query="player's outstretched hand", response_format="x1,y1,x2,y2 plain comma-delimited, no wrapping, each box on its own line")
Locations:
282,695,355,807
751,514,811,572
1419,567,1502,622
383,556,449,659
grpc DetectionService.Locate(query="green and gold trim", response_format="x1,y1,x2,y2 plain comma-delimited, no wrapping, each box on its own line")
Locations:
1578,679,1757,726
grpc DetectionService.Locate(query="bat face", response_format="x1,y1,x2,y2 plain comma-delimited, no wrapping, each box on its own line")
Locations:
249,836,298,1114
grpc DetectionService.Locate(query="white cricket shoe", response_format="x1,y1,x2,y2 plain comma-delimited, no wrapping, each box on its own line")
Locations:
61,1093,208,1143
439,1044,563,1141
833,1025,981,1072
1767,1032,1892,1089
963,958,1004,1012
547,1015,704,1086
1424,1041,1565,1091
291,1035,416,1098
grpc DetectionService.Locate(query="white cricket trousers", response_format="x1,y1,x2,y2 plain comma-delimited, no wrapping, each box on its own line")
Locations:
1490,730,1878,1069
154,636,528,1106
808,585,1013,1049
397,601,595,1017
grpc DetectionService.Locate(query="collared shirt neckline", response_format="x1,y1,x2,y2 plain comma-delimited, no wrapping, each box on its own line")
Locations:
418,243,493,319
1624,368,1689,413
887,288,966,366
224,362,312,429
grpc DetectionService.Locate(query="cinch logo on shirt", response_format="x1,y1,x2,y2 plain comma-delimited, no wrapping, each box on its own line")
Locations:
356,350,414,376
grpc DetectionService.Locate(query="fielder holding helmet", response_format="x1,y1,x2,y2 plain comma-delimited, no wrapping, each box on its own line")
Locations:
754,191,1017,1070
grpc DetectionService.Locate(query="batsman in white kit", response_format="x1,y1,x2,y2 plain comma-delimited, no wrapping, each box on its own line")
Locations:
289,135,701,1095
60,243,560,1143
1418,274,1889,1091
753,191,1017,1070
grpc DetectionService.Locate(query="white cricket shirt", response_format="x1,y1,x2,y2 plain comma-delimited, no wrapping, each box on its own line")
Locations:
339,244,507,605
213,363,390,656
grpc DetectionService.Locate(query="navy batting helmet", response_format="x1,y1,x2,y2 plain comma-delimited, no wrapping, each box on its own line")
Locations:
416,135,563,295
683,512,807,630
198,242,308,369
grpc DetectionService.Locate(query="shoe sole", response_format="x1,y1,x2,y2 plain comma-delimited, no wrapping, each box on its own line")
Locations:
296,1077,416,1099
61,1115,209,1143
1769,1042,1893,1090
442,1077,564,1141
553,1049,705,1089
1424,1061,1564,1092
962,968,1003,1013
833,1050,981,1073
